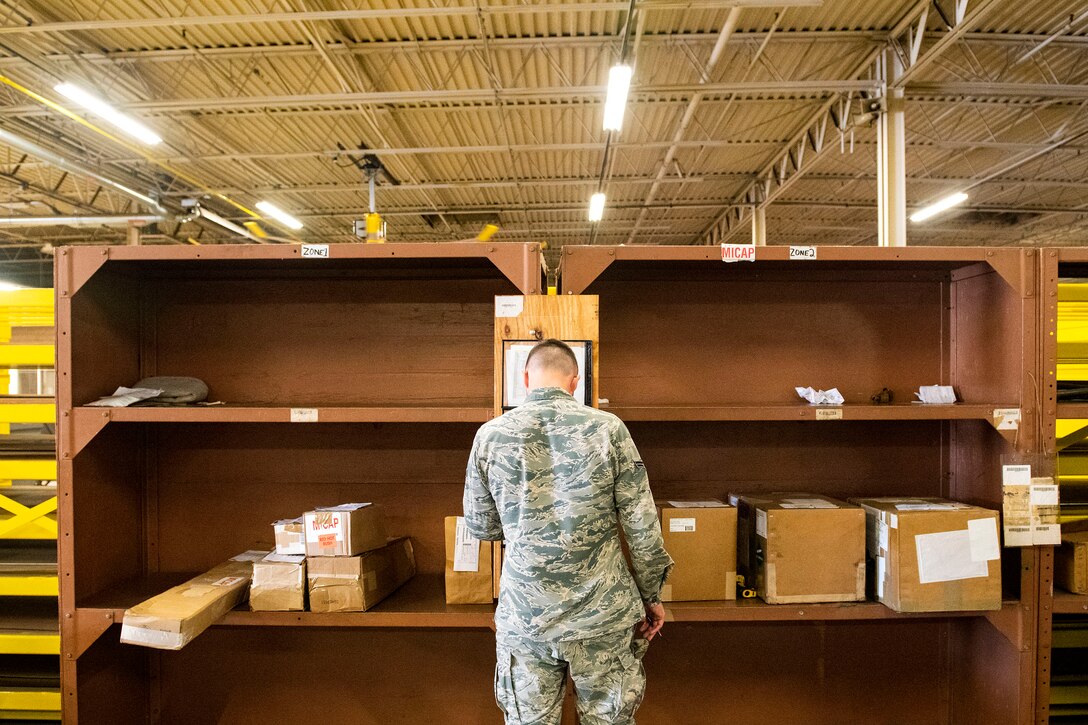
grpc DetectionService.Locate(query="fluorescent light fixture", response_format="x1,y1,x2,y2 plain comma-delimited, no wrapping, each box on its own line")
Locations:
0,281,24,292
54,83,162,145
588,192,606,222
910,192,968,222
602,64,633,132
256,201,304,230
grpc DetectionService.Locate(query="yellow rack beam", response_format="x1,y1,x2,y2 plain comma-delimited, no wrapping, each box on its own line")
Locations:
0,576,57,597
0,493,56,539
0,288,54,330
0,346,52,368
0,403,54,425
0,461,56,482
0,690,60,719
0,632,58,655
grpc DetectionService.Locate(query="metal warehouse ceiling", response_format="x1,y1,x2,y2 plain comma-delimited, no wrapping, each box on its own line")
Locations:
0,0,1084,272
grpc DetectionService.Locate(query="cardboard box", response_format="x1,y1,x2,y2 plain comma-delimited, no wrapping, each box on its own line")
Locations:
308,537,416,613
250,553,306,612
304,503,387,557
444,516,494,605
852,497,1002,612
273,518,305,556
120,550,267,650
1054,531,1088,595
493,541,504,600
658,501,737,601
733,493,865,605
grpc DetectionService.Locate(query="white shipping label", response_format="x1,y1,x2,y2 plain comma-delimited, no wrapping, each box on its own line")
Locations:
756,509,768,538
789,245,817,260
1030,484,1060,506
721,243,756,263
300,244,329,258
670,517,697,533
915,530,989,584
453,516,481,572
878,520,889,552
1034,524,1062,546
782,498,838,509
993,408,1021,430
815,407,843,420
967,518,1001,562
667,500,724,508
306,513,345,547
212,576,245,587
290,408,319,423
495,296,524,318
1002,464,1031,486
1004,525,1033,548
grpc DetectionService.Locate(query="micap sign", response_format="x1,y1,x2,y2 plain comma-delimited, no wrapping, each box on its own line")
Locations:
721,243,756,263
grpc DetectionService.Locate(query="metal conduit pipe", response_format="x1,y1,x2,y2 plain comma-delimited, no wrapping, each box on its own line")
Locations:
0,215,164,226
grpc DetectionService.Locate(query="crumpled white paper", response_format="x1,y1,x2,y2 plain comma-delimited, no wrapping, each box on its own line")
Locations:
86,386,164,408
795,386,845,406
914,385,957,404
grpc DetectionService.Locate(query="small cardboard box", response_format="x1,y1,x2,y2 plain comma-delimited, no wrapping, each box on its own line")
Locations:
273,518,305,556
733,493,865,605
250,553,307,612
658,501,737,601
120,550,267,650
308,537,416,613
304,503,387,557
1055,531,1088,595
852,497,1002,612
444,516,494,605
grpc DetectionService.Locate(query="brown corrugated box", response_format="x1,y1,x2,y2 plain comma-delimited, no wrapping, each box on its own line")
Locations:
733,493,865,605
250,553,307,612
273,518,305,556
303,503,387,557
307,537,416,613
658,501,737,601
852,497,1002,612
120,550,267,650
444,516,494,605
493,541,504,600
1056,531,1088,595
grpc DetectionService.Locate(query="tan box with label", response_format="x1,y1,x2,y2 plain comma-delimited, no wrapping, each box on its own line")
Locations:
444,516,495,605
307,537,416,613
303,503,387,557
733,493,865,605
853,497,1001,612
250,553,307,612
1055,531,1088,595
658,501,737,601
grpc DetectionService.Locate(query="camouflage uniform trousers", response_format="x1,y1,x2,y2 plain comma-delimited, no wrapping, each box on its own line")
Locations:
495,628,650,725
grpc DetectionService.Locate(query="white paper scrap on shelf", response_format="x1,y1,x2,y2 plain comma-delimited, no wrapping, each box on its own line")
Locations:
300,244,329,258
795,386,844,406
967,519,1001,562
781,498,838,509
86,386,163,407
263,553,306,564
290,408,319,423
914,385,957,404
789,246,817,260
915,529,989,584
495,296,524,318
453,516,481,572
721,243,756,263
667,500,725,508
993,408,1021,430
669,517,697,533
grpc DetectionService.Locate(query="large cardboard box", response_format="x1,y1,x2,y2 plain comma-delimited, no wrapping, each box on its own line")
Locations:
733,493,865,605
120,550,267,650
658,501,737,601
304,503,387,557
1055,531,1088,594
273,518,305,556
308,537,416,613
250,553,306,612
853,497,1002,612
444,516,495,605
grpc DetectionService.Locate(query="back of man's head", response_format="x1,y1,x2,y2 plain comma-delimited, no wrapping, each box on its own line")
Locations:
525,339,578,380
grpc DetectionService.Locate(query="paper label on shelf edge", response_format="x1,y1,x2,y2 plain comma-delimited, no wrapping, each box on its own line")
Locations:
1002,464,1031,487
495,296,524,317
453,516,481,572
667,500,725,508
721,243,756,263
915,529,989,584
789,245,817,260
290,408,319,423
993,408,1021,430
756,509,768,538
669,517,697,533
967,518,1001,562
300,244,330,258
815,407,842,420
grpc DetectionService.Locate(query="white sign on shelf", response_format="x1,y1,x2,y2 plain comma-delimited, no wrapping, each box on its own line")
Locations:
290,408,319,423
721,244,756,263
300,244,329,258
789,246,817,260
495,296,524,318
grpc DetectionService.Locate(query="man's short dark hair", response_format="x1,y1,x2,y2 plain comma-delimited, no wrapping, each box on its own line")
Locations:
525,339,579,377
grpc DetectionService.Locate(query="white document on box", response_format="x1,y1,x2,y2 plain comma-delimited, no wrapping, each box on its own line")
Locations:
667,500,724,508
915,529,990,584
453,516,480,572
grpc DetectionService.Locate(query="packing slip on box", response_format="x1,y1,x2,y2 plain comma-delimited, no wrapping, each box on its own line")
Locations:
444,516,496,605
304,503,387,557
658,501,737,602
308,537,416,613
852,497,1001,612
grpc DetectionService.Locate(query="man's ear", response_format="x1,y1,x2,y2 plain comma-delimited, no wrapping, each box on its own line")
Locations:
523,369,530,389
568,376,580,396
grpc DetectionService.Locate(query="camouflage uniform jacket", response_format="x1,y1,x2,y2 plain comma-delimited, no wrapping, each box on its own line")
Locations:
464,386,673,642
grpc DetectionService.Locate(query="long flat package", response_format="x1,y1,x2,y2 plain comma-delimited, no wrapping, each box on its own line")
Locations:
308,537,416,613
120,550,267,650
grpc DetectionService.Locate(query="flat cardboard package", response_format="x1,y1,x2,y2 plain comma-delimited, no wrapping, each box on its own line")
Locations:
733,493,865,605
250,553,307,611
120,550,267,650
852,497,1002,612
444,516,494,605
1056,531,1088,595
308,537,416,613
304,503,387,557
658,501,737,601
273,518,305,556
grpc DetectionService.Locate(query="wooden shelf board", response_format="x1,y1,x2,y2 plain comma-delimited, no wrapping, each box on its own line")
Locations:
666,598,1019,622
1053,591,1088,614
608,403,1012,422
74,404,493,425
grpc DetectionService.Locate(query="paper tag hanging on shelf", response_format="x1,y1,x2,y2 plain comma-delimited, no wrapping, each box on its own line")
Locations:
1001,464,1033,547
1030,477,1061,546
300,244,329,258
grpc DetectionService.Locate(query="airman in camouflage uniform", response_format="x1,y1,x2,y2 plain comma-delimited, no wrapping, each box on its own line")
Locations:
464,339,673,725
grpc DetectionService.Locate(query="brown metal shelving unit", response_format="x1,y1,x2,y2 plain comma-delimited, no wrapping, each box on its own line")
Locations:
563,245,1041,724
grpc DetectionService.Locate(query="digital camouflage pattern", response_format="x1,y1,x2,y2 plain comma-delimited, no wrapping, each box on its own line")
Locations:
494,628,650,725
464,386,673,642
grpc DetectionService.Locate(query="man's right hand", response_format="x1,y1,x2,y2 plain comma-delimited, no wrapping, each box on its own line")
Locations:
639,601,665,641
